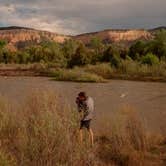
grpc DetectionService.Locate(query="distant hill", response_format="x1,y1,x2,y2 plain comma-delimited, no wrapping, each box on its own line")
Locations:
0,26,70,51
74,29,153,45
0,26,34,31
0,26,165,50
150,26,166,31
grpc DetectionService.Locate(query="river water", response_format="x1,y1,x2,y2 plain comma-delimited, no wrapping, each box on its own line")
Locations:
0,76,166,132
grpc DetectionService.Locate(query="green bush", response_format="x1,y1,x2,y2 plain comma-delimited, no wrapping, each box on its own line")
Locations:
110,54,122,68
50,68,105,82
141,53,159,65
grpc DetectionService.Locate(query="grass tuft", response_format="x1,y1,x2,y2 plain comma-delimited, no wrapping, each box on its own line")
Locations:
84,63,113,79
50,68,106,82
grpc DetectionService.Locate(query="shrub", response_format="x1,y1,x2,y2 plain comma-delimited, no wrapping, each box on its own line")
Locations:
84,63,113,79
50,68,105,82
141,53,159,65
118,59,166,79
110,54,122,68
119,59,139,75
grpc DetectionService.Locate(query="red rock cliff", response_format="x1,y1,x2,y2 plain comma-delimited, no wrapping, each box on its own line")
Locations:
0,27,156,51
0,27,70,51
74,29,153,44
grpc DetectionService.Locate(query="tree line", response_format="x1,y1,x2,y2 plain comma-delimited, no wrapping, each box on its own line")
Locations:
0,30,166,68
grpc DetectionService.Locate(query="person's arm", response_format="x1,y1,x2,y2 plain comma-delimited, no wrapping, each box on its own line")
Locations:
77,105,83,113
76,97,82,112
82,101,89,119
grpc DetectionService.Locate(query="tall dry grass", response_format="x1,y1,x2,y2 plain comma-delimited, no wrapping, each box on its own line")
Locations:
0,91,95,166
84,63,113,79
119,60,166,79
96,106,165,166
0,92,165,166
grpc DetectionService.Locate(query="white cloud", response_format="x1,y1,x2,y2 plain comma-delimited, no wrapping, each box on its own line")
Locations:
0,4,16,13
0,0,165,34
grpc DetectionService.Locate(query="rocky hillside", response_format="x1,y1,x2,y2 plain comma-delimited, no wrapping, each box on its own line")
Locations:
0,26,70,51
74,29,153,45
0,26,165,50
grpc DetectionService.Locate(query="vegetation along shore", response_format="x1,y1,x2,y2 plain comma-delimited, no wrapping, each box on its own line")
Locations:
0,29,166,82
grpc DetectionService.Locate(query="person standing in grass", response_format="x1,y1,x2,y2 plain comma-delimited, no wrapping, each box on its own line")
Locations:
76,92,94,146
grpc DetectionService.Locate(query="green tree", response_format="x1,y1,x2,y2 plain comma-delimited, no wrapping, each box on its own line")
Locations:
141,53,159,65
26,46,42,62
129,41,146,60
102,45,120,62
0,40,7,63
90,37,104,62
69,43,92,67
150,30,166,59
119,47,129,59
62,39,79,67
41,41,67,67
17,51,30,64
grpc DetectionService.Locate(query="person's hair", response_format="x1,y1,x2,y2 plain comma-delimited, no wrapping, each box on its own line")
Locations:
78,91,87,98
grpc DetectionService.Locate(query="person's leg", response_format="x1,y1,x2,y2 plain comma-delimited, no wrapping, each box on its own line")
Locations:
79,120,84,144
85,120,94,146
88,128,94,146
79,129,83,144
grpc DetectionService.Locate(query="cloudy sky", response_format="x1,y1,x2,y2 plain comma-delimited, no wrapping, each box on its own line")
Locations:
0,0,166,35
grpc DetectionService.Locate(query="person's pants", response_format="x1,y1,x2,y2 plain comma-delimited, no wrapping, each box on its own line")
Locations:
80,119,91,130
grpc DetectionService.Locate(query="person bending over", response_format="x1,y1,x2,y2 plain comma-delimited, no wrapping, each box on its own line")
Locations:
76,92,94,146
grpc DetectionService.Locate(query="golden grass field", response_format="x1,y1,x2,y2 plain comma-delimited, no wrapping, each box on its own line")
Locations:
0,90,166,166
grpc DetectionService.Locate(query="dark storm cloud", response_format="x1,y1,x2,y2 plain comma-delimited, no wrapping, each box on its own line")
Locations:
0,0,166,34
